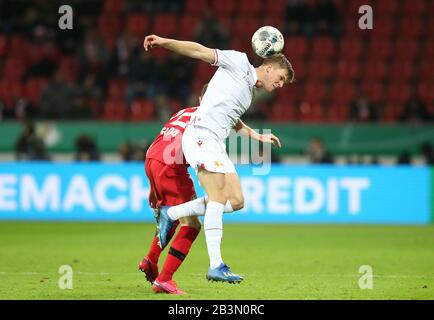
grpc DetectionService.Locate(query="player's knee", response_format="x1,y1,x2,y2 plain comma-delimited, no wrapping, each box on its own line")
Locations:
229,195,244,211
180,217,201,231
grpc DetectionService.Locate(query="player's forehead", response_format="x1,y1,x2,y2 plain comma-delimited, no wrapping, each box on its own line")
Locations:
273,67,289,81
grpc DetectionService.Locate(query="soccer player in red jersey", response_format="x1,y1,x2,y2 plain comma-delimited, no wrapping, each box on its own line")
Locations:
138,85,208,295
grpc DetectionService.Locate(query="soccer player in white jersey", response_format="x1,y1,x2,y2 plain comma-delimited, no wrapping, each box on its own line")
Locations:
143,34,295,283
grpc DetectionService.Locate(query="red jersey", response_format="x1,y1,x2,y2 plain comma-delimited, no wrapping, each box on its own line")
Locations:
146,106,198,167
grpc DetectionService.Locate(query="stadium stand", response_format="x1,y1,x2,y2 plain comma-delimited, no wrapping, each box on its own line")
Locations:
0,0,432,123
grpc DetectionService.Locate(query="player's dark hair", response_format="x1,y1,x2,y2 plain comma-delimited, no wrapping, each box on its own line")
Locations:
263,54,295,84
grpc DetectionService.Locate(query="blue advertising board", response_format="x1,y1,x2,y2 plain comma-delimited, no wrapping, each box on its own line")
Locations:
0,163,431,224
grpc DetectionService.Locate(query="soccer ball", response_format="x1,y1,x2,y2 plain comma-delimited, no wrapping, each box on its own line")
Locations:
251,26,284,58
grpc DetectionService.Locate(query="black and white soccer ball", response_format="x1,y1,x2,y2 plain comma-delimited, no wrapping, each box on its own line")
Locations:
251,26,285,58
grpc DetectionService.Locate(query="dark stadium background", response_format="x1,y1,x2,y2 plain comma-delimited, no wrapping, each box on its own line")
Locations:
0,0,432,163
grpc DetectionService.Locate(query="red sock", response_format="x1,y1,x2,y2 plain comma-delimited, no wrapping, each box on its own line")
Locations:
158,226,199,282
146,221,179,264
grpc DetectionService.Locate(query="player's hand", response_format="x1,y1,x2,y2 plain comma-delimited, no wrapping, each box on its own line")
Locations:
143,34,164,51
261,133,281,148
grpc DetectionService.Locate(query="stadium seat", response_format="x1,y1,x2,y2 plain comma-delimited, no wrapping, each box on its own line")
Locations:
0,80,24,107
153,14,178,38
98,14,123,39
130,99,155,121
284,36,308,59
178,16,201,40
263,0,286,17
362,60,387,82
306,59,333,80
388,59,414,82
238,0,263,17
3,58,26,81
373,0,399,17
24,77,49,106
426,18,434,40
398,18,423,39
229,38,252,53
107,79,127,99
102,98,126,120
126,13,150,40
369,19,395,39
311,36,336,59
330,82,356,105
416,82,434,103
297,102,323,123
338,37,363,60
335,59,360,81
184,0,211,17
232,17,259,40
401,0,425,17
9,36,30,61
393,40,419,61
270,101,296,122
360,81,384,103
366,39,392,60
0,33,6,57
276,82,301,103
386,82,411,105
102,0,125,14
419,61,434,82
324,105,349,123
422,40,434,61
382,103,404,123
212,0,236,18
153,13,178,38
59,56,77,84
302,82,327,104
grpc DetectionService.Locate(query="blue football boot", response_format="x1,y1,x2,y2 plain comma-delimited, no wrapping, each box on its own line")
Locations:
155,206,174,249
206,263,244,283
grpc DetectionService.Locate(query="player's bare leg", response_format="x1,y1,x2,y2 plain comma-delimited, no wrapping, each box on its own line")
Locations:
224,173,244,211
165,173,244,219
196,168,244,283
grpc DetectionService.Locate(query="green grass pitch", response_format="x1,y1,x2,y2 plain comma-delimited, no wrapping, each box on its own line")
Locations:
0,222,433,300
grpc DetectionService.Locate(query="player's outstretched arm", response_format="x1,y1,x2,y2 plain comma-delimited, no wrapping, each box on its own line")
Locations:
234,120,282,148
143,34,215,64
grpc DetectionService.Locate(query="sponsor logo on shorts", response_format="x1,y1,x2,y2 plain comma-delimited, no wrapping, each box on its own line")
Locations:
213,161,224,167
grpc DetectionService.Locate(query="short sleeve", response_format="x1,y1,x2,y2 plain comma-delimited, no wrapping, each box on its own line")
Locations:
211,49,248,70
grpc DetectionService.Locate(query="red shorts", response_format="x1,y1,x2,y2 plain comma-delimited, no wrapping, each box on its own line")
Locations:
145,158,196,208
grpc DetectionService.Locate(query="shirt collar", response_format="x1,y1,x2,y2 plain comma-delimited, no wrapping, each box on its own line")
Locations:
249,64,258,88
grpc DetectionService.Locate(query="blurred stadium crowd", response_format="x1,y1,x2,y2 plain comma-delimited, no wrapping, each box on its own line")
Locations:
0,0,433,123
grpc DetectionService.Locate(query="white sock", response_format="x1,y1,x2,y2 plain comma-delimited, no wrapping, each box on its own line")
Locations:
167,197,207,220
167,196,234,220
204,201,224,269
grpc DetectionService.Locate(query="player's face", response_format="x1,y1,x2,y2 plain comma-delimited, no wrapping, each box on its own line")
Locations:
264,65,288,92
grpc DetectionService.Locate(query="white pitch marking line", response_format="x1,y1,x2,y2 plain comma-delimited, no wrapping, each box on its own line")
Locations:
0,272,432,279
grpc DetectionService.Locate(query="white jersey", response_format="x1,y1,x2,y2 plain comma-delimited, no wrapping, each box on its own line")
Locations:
192,49,258,140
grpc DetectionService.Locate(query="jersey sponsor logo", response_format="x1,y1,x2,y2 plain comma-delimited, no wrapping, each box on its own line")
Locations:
213,161,224,167
197,140,203,147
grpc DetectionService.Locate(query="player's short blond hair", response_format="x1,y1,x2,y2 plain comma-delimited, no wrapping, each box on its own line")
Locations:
262,54,295,84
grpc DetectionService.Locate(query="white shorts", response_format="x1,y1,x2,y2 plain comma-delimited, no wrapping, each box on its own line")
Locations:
182,125,236,174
